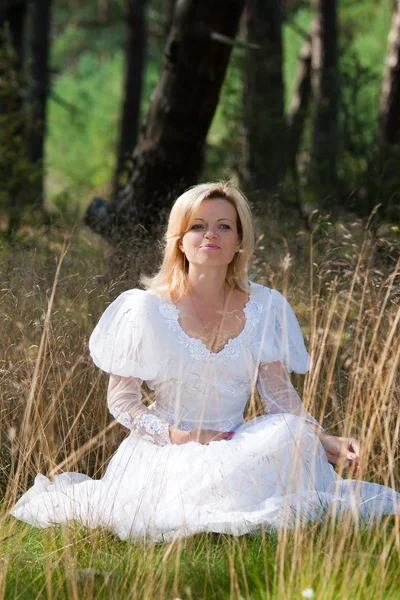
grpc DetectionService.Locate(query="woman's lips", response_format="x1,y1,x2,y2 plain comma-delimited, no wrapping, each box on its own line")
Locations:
201,244,220,249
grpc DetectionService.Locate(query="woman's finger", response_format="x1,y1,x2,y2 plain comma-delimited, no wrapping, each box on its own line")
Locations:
348,438,361,457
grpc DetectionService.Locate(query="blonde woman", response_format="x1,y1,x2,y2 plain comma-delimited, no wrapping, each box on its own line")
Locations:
11,182,400,540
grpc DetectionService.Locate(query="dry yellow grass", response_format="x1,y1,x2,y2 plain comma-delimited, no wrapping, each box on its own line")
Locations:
0,213,399,599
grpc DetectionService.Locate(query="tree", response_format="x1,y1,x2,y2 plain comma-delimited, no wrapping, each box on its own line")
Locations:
308,0,339,191
86,0,246,242
28,0,53,207
241,0,287,196
0,0,28,115
287,33,312,174
113,0,148,196
164,0,177,38
0,0,26,23
378,0,400,144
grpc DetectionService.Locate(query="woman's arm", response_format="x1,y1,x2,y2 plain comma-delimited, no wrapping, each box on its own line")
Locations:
257,362,361,471
107,375,171,446
256,361,322,429
108,376,233,446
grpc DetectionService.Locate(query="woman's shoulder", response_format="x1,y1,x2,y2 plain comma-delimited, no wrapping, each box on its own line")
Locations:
100,288,164,321
112,287,162,304
249,281,293,306
248,280,273,304
249,280,270,295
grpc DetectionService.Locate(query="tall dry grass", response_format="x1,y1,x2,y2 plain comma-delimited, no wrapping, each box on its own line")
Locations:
0,214,399,599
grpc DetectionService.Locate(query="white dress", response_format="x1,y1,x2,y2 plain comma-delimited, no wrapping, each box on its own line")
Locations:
10,281,400,541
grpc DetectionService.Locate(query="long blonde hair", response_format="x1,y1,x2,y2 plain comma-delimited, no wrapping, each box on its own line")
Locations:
141,182,254,300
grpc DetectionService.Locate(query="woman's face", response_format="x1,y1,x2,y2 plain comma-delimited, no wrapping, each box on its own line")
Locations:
179,198,241,268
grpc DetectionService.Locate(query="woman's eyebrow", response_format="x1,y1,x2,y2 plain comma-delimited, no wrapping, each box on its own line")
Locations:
193,218,234,222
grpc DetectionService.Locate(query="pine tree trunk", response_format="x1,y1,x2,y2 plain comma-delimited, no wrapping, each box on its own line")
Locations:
308,0,339,190
0,0,26,23
379,0,400,144
164,0,177,38
113,0,148,196
0,0,27,115
241,0,286,196
86,0,246,243
5,2,26,70
287,33,312,173
29,0,53,207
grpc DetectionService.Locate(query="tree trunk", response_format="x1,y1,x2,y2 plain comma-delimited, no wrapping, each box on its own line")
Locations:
5,2,26,70
164,0,177,38
378,0,400,144
86,0,246,243
287,33,312,173
0,0,27,115
113,0,148,196
0,0,26,23
28,0,52,207
308,0,339,190
241,0,286,195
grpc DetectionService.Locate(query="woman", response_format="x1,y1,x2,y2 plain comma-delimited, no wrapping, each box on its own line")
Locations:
11,182,399,541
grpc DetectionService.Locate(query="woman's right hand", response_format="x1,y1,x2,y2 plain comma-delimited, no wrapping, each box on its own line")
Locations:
169,427,234,445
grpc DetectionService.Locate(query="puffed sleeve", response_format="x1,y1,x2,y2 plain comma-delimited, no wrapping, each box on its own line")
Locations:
258,288,311,374
89,290,171,446
89,289,159,380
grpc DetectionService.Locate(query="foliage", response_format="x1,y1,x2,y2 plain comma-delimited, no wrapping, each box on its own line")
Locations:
0,39,43,237
46,0,164,207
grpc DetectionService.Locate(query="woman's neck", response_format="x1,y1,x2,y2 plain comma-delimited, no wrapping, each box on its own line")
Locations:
186,267,227,303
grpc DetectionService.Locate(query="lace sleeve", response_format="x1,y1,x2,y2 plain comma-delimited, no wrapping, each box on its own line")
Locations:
107,375,171,446
257,361,322,430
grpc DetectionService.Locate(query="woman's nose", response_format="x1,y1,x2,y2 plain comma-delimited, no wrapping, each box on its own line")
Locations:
204,227,217,238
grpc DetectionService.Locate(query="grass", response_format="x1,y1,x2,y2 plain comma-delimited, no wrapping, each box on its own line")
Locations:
0,209,399,599
1,519,400,599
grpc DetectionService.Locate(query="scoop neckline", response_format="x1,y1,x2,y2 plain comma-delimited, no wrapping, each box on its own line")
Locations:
163,282,255,358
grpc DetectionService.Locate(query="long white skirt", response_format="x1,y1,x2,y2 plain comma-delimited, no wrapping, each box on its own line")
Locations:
10,415,400,542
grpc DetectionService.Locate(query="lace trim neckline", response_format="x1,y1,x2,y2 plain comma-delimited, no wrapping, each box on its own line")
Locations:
158,282,264,359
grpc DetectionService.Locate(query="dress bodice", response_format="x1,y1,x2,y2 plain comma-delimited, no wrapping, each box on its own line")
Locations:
89,280,314,442
149,283,265,430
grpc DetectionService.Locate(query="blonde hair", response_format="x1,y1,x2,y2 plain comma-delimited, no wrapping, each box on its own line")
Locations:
141,181,254,300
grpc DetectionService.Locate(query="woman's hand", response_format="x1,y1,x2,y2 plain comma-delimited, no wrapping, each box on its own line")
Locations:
169,427,234,445
319,433,361,473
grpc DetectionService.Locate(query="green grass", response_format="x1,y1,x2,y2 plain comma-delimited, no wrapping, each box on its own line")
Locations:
1,518,399,599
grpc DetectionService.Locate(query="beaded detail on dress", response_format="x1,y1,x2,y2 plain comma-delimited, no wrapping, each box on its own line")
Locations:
220,376,253,397
175,417,243,432
132,413,171,445
110,406,171,446
150,404,244,432
158,291,264,360
109,406,133,429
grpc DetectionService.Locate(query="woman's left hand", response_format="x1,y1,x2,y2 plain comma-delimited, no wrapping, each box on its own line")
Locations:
319,434,361,473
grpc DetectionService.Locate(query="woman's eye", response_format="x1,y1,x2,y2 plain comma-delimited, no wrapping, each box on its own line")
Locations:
190,223,230,230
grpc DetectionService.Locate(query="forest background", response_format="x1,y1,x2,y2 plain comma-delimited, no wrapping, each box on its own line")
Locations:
1,0,400,238
0,1,400,599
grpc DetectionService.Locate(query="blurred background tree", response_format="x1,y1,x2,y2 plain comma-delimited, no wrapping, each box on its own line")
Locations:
0,0,399,243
